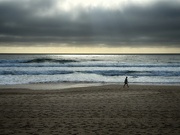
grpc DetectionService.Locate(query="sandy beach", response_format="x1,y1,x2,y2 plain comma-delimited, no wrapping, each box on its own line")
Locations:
0,84,180,135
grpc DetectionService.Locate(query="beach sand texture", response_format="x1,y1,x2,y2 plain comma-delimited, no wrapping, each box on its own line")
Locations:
0,85,180,135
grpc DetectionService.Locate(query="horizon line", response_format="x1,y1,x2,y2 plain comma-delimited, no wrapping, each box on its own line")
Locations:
0,53,180,55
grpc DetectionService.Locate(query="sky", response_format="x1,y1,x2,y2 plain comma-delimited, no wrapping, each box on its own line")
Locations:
0,0,180,53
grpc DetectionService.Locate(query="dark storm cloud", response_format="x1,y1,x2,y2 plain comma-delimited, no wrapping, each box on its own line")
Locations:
0,0,180,47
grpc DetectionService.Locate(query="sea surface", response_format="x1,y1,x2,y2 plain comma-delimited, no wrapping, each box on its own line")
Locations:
0,54,179,85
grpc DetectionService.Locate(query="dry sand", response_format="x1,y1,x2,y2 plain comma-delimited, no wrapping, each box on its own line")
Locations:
0,84,180,135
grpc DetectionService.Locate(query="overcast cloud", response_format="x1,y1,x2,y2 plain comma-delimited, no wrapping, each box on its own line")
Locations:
0,0,180,47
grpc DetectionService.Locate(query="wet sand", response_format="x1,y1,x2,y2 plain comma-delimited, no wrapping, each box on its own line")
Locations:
0,84,180,135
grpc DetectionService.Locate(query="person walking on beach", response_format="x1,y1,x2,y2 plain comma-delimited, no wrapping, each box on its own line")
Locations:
123,76,129,88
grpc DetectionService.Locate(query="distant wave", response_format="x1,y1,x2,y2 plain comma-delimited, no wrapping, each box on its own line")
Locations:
23,58,78,63
0,70,74,75
0,57,180,68
0,63,180,68
0,58,78,64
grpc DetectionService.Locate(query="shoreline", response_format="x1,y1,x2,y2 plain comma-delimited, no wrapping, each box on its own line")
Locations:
0,82,180,91
0,82,104,90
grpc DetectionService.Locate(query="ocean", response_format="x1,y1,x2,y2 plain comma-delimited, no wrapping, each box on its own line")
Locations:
0,54,179,85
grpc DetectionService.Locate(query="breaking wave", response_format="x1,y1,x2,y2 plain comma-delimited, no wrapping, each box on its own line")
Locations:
0,70,179,77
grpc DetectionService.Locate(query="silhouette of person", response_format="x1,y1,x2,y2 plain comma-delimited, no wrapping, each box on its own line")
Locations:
123,76,129,88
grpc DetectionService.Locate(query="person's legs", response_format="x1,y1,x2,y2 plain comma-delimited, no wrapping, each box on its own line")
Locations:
123,83,129,88
123,83,128,88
